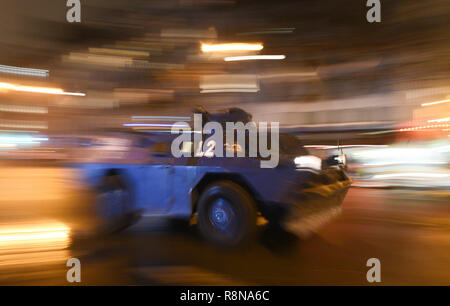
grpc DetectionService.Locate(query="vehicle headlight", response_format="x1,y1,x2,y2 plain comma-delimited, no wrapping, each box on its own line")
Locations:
334,154,347,166
294,155,322,171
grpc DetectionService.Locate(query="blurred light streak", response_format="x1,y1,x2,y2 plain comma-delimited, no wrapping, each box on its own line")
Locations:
399,124,450,131
0,82,85,96
237,28,295,36
132,116,191,121
428,117,450,123
361,130,396,135
406,87,450,100
304,145,389,149
0,143,17,148
0,104,48,114
123,123,189,128
421,99,450,107
352,145,449,176
0,64,49,77
0,130,38,134
0,120,48,130
130,127,174,132
258,71,317,79
0,221,70,267
200,74,259,93
373,173,450,179
201,43,263,52
0,135,48,144
224,55,285,61
0,222,70,240
201,88,259,93
364,160,447,166
64,52,134,67
0,250,69,268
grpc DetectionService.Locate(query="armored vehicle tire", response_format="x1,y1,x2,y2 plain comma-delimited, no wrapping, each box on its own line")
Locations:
197,180,257,247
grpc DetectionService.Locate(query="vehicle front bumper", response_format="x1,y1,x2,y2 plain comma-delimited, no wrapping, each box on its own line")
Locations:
277,168,352,238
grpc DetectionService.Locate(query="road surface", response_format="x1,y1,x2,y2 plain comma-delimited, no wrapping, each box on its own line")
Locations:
1,187,449,285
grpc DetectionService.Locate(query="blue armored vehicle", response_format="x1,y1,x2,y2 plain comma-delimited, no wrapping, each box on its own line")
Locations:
67,109,351,246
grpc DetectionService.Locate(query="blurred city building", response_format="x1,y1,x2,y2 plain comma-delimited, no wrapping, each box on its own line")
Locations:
0,0,448,143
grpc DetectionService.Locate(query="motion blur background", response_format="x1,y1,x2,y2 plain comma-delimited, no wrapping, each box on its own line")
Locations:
0,0,449,285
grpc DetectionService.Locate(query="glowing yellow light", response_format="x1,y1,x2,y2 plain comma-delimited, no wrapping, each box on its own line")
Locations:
0,226,70,235
421,98,450,107
0,223,70,245
0,82,85,96
224,55,285,61
0,222,71,267
201,43,263,52
0,223,70,246
0,231,69,242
